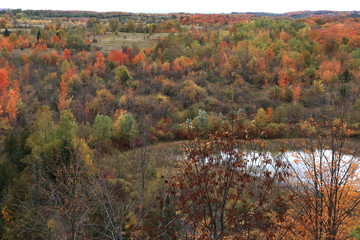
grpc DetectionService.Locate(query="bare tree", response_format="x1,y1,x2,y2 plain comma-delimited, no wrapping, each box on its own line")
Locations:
40,139,97,240
87,179,129,240
1,182,57,240
130,114,152,221
282,103,360,240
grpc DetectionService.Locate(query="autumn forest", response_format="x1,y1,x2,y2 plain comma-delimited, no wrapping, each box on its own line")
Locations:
0,8,359,239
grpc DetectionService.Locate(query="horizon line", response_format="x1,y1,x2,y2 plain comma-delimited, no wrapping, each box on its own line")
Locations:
1,8,359,15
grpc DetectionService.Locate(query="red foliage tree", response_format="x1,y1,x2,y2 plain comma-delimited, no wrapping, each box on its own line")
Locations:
62,48,71,61
171,129,289,239
107,50,129,65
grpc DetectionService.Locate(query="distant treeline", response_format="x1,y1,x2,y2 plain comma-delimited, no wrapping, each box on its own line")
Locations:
0,9,177,20
2,9,360,20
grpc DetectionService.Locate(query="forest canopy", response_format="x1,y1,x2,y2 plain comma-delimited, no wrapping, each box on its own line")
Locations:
0,9,359,239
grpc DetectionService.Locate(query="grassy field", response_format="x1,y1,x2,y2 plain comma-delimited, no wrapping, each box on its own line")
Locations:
92,32,168,51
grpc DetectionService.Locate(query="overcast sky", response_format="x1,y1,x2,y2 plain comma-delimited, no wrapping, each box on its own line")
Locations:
2,0,359,13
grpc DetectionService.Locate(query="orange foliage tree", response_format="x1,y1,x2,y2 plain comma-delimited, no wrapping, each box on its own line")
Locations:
318,61,341,82
0,68,9,95
58,76,72,111
132,53,144,65
94,51,106,75
282,111,360,240
172,56,193,72
6,80,20,121
0,69,21,123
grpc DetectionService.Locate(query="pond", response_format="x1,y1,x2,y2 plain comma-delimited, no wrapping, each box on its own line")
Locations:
179,149,360,177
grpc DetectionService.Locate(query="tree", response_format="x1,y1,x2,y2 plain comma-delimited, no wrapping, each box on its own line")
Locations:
62,48,71,60
90,114,113,152
26,106,56,161
0,18,7,28
87,178,130,240
0,69,9,95
114,66,131,85
124,20,136,32
1,168,56,240
85,89,116,121
112,111,138,147
40,139,96,240
282,106,360,240
179,80,207,108
107,50,129,66
124,114,153,237
192,109,208,133
254,107,268,130
3,28,10,38
86,18,97,28
6,80,21,122
92,115,113,142
20,106,97,239
109,19,120,32
37,30,41,41
94,51,106,75
313,80,325,94
57,110,78,142
292,85,301,104
272,106,289,124
58,76,72,112
171,127,289,239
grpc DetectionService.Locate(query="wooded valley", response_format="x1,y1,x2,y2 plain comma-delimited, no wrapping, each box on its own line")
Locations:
0,9,359,239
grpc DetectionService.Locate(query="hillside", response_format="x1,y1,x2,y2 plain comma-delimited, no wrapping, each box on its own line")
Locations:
0,9,359,239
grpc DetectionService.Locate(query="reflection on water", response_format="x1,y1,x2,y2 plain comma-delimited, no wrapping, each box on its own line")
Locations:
277,150,360,188
179,149,360,176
